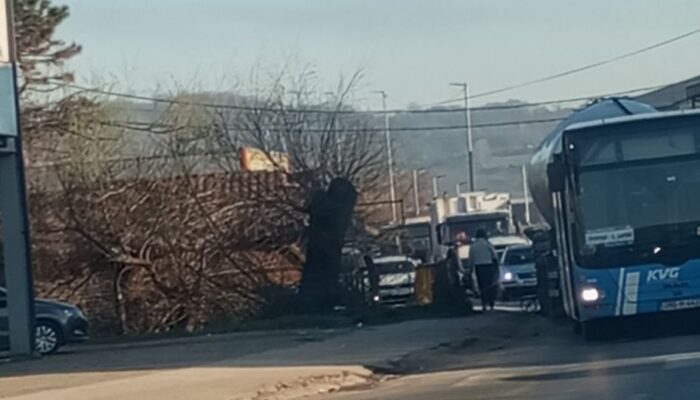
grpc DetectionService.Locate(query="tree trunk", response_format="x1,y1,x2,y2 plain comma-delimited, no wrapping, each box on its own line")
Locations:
298,178,357,313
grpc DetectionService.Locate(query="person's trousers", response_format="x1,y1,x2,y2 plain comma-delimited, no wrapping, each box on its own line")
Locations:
475,263,498,308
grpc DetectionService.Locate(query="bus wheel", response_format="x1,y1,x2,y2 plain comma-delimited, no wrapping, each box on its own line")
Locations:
572,321,582,335
582,320,606,341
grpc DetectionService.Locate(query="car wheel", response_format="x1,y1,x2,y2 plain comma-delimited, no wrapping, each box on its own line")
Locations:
35,321,62,355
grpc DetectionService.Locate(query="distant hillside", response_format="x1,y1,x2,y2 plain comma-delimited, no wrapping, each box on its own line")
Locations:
389,101,572,197
106,95,574,198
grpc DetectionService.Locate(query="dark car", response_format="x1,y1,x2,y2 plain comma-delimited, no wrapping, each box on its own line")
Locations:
0,287,89,355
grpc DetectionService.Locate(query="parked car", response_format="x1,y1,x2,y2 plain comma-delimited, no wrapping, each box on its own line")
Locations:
489,235,532,260
0,287,89,355
498,245,537,300
370,255,420,306
459,235,531,294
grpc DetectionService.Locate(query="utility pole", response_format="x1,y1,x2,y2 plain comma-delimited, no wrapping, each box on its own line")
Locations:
324,91,342,167
0,0,36,358
432,175,444,198
413,169,420,216
374,90,397,222
522,165,531,225
450,82,475,192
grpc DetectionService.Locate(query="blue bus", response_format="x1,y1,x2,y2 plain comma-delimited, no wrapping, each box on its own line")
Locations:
529,98,700,339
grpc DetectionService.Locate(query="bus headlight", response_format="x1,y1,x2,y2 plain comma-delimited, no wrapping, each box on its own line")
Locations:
503,272,514,281
581,287,600,303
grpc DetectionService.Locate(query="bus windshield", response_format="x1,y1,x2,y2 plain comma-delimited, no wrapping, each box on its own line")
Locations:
576,155,700,265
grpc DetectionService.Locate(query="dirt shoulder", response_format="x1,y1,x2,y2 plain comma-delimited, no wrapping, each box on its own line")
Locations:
0,317,471,400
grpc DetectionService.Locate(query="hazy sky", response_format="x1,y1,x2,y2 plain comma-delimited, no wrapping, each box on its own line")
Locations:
58,0,700,108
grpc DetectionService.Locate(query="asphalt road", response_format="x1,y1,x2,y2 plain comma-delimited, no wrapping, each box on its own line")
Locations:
6,306,700,400
321,309,700,400
327,358,700,400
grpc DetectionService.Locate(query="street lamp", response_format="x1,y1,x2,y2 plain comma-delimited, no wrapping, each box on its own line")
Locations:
324,91,342,167
432,175,445,198
412,169,428,216
449,82,475,192
521,165,531,225
373,90,397,222
509,164,531,225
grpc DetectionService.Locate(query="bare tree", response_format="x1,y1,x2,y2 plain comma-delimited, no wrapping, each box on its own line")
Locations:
28,97,305,333
205,71,385,207
182,71,387,311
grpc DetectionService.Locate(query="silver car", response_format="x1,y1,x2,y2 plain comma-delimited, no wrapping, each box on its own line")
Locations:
371,256,419,306
499,245,537,301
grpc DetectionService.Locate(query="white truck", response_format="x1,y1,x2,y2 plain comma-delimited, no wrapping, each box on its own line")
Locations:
428,192,530,293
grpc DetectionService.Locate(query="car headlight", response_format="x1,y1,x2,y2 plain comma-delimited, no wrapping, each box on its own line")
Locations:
581,287,600,303
503,272,514,281
372,295,380,302
63,307,83,318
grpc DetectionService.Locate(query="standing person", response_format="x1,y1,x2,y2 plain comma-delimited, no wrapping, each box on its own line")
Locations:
469,229,499,311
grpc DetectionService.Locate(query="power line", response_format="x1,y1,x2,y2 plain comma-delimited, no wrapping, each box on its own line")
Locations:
97,89,696,135
97,89,695,137
64,28,700,115
28,149,237,168
67,81,661,116
31,96,696,168
432,26,700,105
104,117,565,135
433,84,662,108
29,119,564,168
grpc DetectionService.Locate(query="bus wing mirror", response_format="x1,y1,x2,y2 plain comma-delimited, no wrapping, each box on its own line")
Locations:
547,160,565,192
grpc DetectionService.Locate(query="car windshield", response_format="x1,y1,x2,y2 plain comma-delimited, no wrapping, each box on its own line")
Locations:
504,248,534,265
404,224,430,238
374,261,414,274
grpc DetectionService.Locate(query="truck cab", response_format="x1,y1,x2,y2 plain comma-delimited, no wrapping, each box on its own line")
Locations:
428,192,524,296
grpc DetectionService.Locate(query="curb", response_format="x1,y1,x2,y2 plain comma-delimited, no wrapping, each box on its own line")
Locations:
69,327,350,354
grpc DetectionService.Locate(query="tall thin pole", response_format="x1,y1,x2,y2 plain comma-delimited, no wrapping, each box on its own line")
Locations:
325,92,342,168
432,176,441,198
522,165,531,225
413,169,420,216
450,82,475,192
0,0,36,358
376,90,397,221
